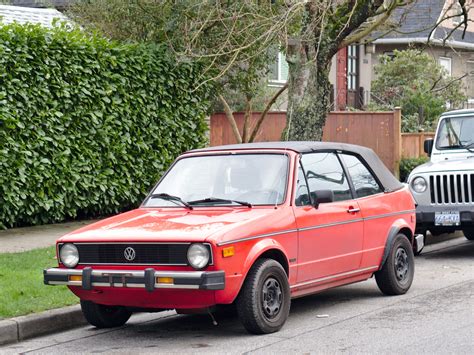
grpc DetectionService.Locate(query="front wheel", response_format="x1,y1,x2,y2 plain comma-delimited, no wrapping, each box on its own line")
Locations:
80,300,132,328
462,228,474,240
375,234,415,295
236,258,290,334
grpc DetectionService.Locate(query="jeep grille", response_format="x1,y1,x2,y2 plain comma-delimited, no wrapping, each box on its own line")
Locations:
429,173,474,204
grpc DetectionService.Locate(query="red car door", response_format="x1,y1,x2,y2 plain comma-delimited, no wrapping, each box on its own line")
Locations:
339,153,388,269
294,152,364,284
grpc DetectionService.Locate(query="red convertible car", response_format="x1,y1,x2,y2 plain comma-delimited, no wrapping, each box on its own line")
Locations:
44,142,418,334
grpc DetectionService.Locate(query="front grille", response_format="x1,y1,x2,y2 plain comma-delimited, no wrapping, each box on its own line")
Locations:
61,243,209,266
429,173,474,204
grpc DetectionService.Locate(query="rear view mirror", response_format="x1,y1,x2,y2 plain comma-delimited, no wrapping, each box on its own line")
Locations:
311,190,334,208
424,139,434,156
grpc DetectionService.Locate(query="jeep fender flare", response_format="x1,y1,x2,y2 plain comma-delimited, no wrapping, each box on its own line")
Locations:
380,219,414,270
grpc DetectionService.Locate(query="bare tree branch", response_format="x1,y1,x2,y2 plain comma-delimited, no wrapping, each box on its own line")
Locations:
249,83,288,143
431,73,468,93
218,94,242,144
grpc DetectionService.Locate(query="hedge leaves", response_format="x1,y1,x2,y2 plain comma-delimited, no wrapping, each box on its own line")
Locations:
0,23,212,228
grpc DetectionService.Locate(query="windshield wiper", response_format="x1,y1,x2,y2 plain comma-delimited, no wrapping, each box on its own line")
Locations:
148,193,193,210
188,197,252,208
460,141,474,153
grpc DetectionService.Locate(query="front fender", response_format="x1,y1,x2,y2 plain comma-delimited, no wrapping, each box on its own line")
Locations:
242,238,289,277
216,238,289,304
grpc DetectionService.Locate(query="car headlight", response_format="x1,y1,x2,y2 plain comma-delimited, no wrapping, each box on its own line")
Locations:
411,176,427,193
59,243,79,268
187,243,210,269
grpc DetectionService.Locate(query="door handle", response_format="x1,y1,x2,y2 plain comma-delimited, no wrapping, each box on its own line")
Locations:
347,207,360,213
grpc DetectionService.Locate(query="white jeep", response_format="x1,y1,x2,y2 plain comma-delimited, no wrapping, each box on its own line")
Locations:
408,109,474,247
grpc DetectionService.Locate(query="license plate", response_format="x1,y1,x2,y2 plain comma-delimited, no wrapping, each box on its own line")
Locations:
435,211,460,226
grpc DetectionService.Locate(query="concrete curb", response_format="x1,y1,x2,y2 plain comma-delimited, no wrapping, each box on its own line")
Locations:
0,304,86,346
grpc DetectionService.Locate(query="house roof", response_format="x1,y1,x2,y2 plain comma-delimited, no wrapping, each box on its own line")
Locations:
0,4,70,27
372,0,474,48
193,141,404,192
2,1,72,9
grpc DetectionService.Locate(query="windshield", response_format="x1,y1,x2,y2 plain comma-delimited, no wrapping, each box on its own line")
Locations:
435,116,474,150
143,153,289,207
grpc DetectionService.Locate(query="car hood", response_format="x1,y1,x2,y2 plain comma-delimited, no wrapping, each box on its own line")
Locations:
410,158,474,176
58,207,286,244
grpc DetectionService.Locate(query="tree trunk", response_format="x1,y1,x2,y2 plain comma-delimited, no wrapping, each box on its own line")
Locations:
242,95,252,143
284,41,332,141
218,94,242,144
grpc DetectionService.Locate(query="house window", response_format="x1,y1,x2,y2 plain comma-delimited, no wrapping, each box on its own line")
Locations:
347,45,358,91
269,52,289,85
439,57,452,77
467,61,474,100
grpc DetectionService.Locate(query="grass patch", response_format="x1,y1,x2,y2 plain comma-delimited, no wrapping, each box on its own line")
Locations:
0,247,78,319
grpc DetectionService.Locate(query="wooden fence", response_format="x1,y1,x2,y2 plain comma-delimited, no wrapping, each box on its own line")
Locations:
210,112,287,146
401,132,435,158
210,109,433,176
322,110,401,175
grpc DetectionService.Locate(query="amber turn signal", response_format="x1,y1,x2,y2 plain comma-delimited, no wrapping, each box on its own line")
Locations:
222,246,235,258
69,275,82,282
157,277,174,284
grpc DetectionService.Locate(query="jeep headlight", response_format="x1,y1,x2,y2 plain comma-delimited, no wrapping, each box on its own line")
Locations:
411,176,427,193
187,243,210,269
59,243,79,268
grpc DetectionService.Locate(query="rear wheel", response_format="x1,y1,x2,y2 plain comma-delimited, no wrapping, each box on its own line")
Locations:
375,234,415,295
462,228,474,240
236,258,290,334
80,300,132,328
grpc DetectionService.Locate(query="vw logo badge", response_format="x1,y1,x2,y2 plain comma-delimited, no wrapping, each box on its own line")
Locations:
124,247,136,261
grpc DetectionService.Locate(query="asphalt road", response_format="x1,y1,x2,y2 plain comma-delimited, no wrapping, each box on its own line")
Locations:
2,237,473,354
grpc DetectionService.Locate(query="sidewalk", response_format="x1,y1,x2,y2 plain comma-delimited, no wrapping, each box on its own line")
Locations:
0,220,97,253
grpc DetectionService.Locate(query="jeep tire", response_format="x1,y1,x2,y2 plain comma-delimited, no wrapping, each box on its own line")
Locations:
236,258,290,334
80,300,132,328
463,228,474,240
375,234,415,295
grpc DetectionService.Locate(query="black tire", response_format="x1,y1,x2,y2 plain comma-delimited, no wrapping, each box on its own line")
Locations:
463,228,474,240
236,258,290,334
375,234,415,295
80,300,132,328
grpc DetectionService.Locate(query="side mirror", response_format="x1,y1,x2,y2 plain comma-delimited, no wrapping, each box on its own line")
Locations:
424,139,434,156
311,190,334,208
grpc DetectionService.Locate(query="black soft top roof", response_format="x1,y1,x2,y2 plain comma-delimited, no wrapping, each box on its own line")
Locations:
192,141,403,192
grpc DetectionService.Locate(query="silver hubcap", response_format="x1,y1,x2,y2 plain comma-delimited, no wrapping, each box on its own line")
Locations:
262,277,282,319
395,247,409,282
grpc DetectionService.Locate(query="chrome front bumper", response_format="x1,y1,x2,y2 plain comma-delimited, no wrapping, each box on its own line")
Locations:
43,267,225,292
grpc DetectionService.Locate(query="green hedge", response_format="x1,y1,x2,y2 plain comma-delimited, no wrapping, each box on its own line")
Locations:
399,156,429,182
0,23,213,229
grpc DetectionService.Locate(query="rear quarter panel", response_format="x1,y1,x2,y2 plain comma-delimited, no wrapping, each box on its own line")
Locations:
357,186,416,269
